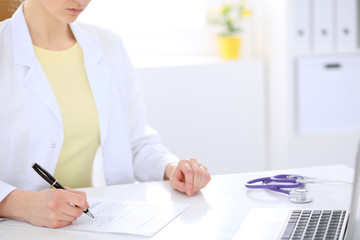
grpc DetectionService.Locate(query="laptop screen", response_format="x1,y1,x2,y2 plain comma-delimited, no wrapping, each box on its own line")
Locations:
345,141,360,240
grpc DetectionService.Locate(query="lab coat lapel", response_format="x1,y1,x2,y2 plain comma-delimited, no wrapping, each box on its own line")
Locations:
10,6,63,128
70,23,110,144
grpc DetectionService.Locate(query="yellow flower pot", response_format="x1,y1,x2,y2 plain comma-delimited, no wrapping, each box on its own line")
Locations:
217,35,242,59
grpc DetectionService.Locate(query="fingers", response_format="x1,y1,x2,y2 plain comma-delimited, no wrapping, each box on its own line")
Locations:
50,189,85,211
170,158,211,196
198,164,210,188
66,188,90,209
9,188,89,229
59,204,83,221
187,159,202,194
47,200,81,223
181,159,195,195
36,189,87,228
187,158,211,195
170,167,186,193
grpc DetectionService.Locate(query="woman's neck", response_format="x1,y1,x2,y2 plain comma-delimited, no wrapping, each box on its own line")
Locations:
23,1,76,50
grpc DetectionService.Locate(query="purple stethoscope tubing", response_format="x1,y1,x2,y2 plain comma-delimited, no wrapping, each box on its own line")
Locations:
245,174,305,195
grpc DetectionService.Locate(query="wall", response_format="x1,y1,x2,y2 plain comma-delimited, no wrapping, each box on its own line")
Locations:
90,0,360,185
136,58,266,175
258,0,360,170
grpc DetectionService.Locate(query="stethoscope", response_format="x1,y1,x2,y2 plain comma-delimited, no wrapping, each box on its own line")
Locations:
245,174,352,204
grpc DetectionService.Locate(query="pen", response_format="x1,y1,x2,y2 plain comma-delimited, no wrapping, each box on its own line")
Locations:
32,162,94,219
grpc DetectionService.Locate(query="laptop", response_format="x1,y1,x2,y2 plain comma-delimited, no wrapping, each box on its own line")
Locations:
233,143,360,240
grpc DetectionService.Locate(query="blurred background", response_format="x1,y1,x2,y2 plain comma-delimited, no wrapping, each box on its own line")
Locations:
1,0,360,178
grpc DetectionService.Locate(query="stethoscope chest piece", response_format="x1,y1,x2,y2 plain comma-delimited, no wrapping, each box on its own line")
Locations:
289,188,313,204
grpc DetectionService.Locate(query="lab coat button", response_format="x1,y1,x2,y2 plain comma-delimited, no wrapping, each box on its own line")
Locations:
51,143,56,149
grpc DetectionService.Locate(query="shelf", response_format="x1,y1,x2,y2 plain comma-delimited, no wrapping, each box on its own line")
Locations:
291,50,360,58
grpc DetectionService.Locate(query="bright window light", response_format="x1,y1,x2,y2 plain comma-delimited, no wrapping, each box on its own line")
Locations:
79,0,205,35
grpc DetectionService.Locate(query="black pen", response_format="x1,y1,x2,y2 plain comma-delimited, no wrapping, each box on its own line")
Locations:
32,162,94,218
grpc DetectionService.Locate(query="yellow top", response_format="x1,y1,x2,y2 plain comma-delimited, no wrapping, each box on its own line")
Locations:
34,43,100,188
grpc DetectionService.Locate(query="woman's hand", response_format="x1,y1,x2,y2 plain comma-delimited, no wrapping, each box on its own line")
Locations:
165,158,211,196
0,188,89,228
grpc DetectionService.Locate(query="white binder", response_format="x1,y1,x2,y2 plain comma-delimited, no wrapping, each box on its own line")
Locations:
312,0,335,52
291,0,311,52
335,0,358,51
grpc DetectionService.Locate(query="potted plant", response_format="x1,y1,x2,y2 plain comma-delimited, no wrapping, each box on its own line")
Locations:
207,1,251,59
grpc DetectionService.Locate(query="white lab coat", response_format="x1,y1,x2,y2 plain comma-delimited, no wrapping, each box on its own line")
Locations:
0,6,178,202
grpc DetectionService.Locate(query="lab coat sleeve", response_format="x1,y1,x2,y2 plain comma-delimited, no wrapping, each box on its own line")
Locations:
123,53,179,182
0,182,17,203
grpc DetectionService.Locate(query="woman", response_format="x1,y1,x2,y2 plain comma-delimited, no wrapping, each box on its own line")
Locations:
0,0,210,228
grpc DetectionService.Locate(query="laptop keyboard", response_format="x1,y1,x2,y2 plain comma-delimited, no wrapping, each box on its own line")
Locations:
281,210,347,240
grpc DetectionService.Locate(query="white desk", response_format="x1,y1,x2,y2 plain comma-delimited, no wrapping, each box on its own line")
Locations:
0,165,354,240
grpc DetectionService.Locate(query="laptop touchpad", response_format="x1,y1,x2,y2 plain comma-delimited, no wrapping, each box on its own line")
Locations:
233,208,290,240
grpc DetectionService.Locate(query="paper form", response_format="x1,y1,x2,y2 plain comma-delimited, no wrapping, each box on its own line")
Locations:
0,198,188,237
